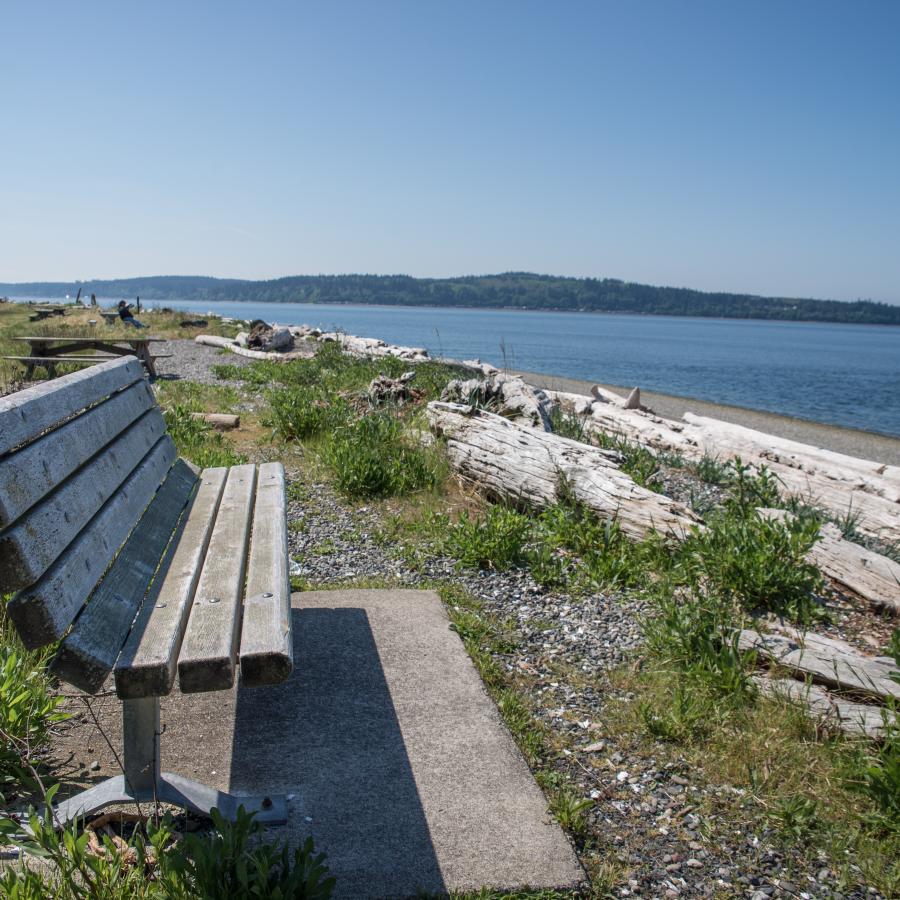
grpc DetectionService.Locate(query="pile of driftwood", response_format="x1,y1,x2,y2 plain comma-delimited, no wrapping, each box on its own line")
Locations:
287,325,429,361
195,324,430,363
546,387,900,546
426,373,899,737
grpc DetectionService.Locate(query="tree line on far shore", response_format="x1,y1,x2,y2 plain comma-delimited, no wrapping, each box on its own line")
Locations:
3,272,898,325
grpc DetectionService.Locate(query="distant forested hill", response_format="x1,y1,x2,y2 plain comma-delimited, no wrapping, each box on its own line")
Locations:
2,273,898,325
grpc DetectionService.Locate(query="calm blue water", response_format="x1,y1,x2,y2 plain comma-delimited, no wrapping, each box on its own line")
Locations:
13,297,900,436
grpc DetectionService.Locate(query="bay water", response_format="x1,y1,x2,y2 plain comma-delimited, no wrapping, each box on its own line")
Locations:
16,297,900,437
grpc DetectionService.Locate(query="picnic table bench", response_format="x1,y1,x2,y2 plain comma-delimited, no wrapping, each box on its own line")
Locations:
0,358,292,826
4,335,170,378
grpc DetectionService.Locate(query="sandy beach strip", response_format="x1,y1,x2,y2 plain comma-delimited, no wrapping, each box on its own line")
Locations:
512,368,900,467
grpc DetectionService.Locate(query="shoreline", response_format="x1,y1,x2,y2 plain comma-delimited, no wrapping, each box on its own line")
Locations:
513,368,900,467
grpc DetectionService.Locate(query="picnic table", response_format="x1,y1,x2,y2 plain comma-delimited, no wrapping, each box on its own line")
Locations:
5,335,169,378
29,306,68,322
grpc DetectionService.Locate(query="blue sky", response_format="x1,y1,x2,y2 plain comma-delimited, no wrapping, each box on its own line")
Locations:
2,1,899,302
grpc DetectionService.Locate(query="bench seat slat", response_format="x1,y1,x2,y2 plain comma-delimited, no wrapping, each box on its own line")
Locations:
177,464,257,694
0,381,157,529
0,357,143,457
6,436,177,648
51,460,199,693
0,409,169,591
114,468,229,699
239,463,293,687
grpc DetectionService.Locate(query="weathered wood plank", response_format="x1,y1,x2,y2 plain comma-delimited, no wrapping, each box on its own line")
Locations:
113,468,229,699
177,464,257,693
0,357,143,457
5,437,177,648
0,381,157,529
239,462,292,686
753,675,894,737
0,409,168,591
51,460,198,693
740,629,900,702
427,402,701,541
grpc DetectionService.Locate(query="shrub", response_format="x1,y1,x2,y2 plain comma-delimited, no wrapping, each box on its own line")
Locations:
445,506,533,571
267,386,350,440
324,414,444,499
0,610,65,789
676,510,822,621
0,803,335,899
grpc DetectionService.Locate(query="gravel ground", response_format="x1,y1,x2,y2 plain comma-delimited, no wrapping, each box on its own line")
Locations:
286,475,885,899
152,338,255,384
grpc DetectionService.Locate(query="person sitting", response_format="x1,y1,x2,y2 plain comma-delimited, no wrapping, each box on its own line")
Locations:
117,300,147,328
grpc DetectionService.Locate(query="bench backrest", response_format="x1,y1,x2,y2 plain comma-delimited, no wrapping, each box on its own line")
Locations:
0,358,191,648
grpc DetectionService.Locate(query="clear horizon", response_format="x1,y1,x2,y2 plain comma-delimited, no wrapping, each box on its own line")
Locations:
2,1,899,303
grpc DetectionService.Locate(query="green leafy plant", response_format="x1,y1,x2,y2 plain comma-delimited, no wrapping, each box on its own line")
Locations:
591,431,662,492
0,802,336,899
676,510,822,621
769,794,820,843
445,506,533,571
0,629,66,787
693,454,730,485
547,406,588,443
324,413,444,498
267,386,350,440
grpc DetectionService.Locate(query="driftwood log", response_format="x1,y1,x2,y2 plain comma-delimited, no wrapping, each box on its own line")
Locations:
753,674,894,737
190,413,240,431
426,401,701,541
441,374,554,430
759,509,900,614
559,397,900,545
194,334,308,361
739,628,900,703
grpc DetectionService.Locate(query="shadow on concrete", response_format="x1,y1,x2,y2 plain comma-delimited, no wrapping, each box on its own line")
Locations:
229,607,446,897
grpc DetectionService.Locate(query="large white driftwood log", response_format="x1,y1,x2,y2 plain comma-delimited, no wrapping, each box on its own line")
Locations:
683,414,900,496
194,334,307,361
426,402,701,541
759,509,900,614
565,396,900,544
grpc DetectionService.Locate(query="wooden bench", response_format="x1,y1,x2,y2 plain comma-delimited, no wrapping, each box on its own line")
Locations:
0,358,292,826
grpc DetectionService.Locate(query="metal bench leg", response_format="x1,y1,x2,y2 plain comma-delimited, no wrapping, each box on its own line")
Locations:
50,698,287,828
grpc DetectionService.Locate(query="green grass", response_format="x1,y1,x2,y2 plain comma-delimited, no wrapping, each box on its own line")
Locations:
163,405,247,468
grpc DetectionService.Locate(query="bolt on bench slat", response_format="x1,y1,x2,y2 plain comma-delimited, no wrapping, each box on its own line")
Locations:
52,459,200,693
0,409,169,591
240,462,293,687
0,380,157,529
114,467,229,699
0,356,143,457
6,436,178,647
178,464,257,693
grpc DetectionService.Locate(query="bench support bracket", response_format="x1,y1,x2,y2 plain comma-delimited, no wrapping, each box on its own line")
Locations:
51,697,288,828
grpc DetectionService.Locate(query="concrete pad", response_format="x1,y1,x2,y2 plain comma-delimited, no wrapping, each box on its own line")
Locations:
55,589,584,897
